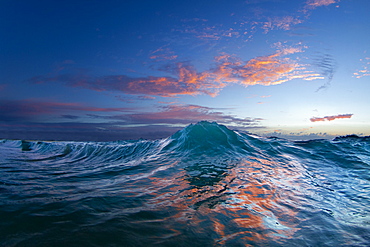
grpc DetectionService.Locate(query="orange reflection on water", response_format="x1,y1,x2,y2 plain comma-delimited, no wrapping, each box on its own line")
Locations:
213,157,301,245
128,156,302,245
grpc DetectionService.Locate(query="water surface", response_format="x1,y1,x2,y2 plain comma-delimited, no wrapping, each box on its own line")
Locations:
1,122,369,246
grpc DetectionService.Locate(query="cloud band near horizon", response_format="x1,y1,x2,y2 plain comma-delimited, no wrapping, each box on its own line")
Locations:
310,114,353,122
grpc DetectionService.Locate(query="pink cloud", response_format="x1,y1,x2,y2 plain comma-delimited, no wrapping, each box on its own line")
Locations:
306,0,338,8
212,48,322,87
310,114,353,122
304,0,339,12
29,47,323,97
29,63,224,97
353,57,370,79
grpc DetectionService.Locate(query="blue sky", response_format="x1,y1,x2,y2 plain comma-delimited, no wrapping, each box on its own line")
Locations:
1,0,369,141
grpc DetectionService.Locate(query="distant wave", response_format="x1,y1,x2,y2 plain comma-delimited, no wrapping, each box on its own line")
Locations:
1,121,369,246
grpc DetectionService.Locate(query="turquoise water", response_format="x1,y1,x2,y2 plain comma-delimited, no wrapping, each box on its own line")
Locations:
1,121,369,246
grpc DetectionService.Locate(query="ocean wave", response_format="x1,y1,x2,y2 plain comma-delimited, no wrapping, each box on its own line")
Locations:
0,121,369,246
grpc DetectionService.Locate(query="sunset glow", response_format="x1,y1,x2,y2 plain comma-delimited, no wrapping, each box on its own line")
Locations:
1,0,369,141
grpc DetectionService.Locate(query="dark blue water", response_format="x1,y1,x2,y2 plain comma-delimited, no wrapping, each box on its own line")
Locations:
1,121,369,246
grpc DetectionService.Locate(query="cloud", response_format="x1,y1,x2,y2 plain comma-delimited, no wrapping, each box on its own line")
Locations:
111,104,263,128
29,64,224,97
0,99,132,122
175,16,256,44
264,131,337,141
212,48,322,87
353,57,370,79
261,16,303,33
61,115,80,119
149,45,178,61
138,95,156,100
310,114,353,122
175,22,242,41
0,101,264,141
0,99,263,128
242,0,339,36
305,0,338,8
303,0,339,12
29,46,323,98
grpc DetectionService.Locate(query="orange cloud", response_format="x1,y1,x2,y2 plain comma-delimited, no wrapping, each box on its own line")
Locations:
30,47,322,97
310,114,353,122
212,48,322,87
29,63,224,97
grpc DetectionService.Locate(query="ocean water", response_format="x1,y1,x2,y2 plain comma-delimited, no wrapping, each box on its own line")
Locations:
1,121,369,246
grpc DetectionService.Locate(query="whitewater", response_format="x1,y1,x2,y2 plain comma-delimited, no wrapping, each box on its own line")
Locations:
1,121,369,246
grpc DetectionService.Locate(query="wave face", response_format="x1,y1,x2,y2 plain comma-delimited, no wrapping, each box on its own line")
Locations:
1,121,369,246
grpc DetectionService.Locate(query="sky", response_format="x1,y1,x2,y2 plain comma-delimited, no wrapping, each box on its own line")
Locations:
1,0,369,141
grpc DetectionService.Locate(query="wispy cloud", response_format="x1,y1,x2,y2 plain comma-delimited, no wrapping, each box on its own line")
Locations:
175,3,308,42
175,24,243,41
149,45,178,61
249,0,340,34
310,114,353,122
0,99,262,128
353,57,370,79
261,16,303,33
305,0,339,9
264,130,337,140
302,0,340,14
112,104,263,128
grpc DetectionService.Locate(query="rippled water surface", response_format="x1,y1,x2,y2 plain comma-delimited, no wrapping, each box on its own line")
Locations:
1,122,369,246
